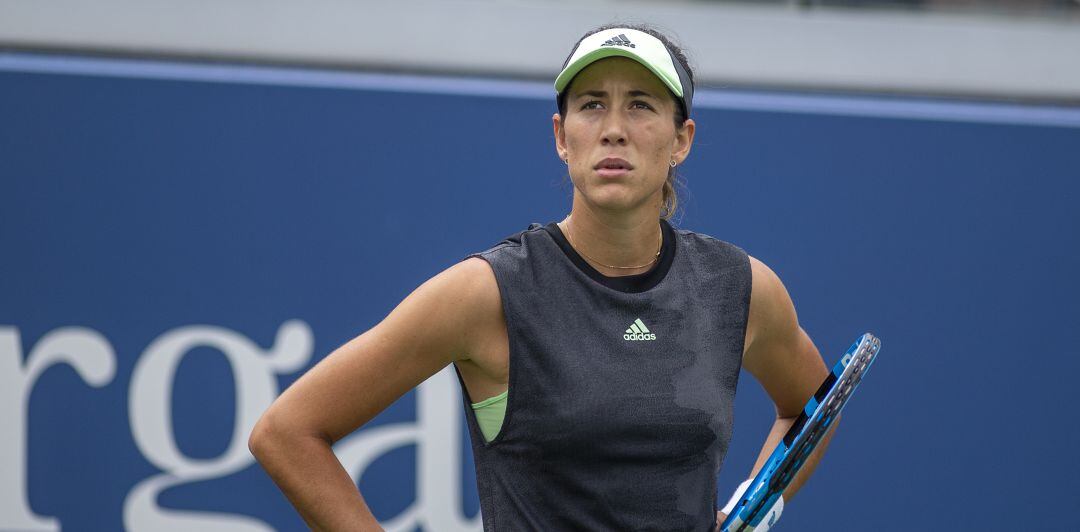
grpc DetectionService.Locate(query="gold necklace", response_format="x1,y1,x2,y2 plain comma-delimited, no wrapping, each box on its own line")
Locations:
562,219,662,270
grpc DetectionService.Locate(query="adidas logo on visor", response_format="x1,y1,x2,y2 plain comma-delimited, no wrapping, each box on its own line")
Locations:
624,318,656,341
601,34,636,49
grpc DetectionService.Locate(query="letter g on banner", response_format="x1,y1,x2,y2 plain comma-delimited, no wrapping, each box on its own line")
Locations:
124,320,313,532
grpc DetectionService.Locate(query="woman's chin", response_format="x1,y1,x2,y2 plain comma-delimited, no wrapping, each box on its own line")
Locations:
580,192,653,213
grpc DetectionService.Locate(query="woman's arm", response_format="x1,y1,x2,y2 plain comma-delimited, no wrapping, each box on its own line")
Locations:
248,257,501,531
740,256,832,501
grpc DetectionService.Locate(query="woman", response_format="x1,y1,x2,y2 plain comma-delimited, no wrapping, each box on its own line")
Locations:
249,24,833,531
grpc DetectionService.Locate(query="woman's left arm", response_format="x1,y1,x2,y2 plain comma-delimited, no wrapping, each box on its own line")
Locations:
739,255,834,501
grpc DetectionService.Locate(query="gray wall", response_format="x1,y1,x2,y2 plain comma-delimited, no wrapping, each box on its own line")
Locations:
2,0,1079,101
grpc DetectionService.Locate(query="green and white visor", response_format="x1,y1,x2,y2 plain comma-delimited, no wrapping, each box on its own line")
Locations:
554,28,693,118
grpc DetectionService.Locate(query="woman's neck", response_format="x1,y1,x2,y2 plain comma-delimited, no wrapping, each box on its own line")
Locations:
559,201,664,277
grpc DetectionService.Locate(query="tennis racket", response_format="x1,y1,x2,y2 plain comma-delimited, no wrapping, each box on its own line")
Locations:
720,332,882,532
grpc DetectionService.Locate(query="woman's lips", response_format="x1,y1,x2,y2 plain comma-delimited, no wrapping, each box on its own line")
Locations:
596,167,631,178
594,157,633,177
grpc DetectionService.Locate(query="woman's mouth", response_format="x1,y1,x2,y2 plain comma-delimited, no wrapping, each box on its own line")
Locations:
594,157,633,178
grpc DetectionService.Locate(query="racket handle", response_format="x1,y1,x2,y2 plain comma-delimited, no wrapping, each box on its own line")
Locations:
754,496,784,532
721,478,755,515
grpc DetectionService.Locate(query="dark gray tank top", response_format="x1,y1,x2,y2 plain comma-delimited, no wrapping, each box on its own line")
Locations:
455,219,751,531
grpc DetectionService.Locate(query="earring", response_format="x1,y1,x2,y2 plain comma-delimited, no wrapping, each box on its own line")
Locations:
669,160,677,168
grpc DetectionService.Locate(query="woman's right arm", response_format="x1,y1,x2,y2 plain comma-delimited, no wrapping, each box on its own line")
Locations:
248,257,499,531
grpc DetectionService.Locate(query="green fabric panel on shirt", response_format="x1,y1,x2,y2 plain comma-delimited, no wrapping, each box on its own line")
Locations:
471,390,508,442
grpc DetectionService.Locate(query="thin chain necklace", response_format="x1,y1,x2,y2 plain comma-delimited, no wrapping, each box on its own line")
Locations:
561,217,662,270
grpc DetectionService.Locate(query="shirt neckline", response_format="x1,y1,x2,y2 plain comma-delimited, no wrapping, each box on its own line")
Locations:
542,218,677,294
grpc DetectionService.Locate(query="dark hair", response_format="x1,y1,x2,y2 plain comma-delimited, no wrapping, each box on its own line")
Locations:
557,23,694,221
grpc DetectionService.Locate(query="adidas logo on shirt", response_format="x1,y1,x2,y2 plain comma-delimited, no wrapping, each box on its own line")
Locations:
601,34,636,49
624,318,656,341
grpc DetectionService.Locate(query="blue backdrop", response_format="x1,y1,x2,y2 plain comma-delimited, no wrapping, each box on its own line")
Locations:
2,52,1078,531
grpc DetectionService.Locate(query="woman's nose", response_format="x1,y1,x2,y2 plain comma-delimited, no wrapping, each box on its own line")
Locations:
600,113,628,145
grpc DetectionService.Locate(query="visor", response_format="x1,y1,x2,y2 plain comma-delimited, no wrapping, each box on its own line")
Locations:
555,28,693,118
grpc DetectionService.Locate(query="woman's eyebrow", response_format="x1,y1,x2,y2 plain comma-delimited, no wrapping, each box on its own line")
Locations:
628,89,658,99
573,90,608,100
573,89,658,99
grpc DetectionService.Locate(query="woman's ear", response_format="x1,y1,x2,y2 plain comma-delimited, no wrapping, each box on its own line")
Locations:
672,118,696,164
553,112,568,161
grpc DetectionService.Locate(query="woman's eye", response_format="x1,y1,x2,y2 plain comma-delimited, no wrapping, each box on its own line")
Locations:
578,101,651,111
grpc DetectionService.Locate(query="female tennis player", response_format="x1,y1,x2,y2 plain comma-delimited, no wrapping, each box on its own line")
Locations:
250,24,834,531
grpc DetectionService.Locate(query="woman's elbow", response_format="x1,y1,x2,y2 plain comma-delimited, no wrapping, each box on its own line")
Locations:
248,411,276,462
248,408,331,465
249,408,297,465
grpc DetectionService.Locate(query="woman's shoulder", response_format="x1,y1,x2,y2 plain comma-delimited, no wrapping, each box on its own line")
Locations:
670,224,750,267
469,222,550,258
465,223,556,280
400,257,503,359
443,256,501,306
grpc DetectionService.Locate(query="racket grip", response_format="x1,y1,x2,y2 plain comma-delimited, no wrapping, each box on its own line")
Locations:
721,478,755,515
754,496,784,532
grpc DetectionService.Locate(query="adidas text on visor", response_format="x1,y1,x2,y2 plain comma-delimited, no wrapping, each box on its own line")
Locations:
555,28,693,118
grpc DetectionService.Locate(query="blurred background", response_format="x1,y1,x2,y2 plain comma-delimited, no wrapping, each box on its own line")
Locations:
2,0,1078,530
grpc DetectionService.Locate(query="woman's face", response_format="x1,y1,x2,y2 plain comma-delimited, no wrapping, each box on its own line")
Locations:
554,56,694,215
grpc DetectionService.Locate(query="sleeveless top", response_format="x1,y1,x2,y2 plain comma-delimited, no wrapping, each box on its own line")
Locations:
454,219,752,531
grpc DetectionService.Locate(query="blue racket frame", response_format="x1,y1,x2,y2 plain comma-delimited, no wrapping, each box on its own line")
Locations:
720,332,882,532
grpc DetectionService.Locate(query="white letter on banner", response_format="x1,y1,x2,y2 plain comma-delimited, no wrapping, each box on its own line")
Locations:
123,320,312,532
333,366,482,532
0,326,116,531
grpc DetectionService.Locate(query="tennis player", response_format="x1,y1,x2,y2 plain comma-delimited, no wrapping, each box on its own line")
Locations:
250,24,835,531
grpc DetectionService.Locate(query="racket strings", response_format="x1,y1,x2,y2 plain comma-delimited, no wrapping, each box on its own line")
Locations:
747,338,881,522
727,336,880,532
